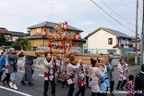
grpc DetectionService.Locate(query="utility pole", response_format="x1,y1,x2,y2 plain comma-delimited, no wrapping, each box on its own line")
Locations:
140,0,144,65
135,0,138,65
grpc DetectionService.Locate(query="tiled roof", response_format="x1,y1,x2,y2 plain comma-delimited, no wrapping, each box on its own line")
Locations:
0,27,11,35
10,31,25,36
85,27,133,39
28,21,83,32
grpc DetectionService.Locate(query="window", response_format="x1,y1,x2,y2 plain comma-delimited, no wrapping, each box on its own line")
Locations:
124,39,127,45
108,38,113,45
118,38,121,44
36,29,41,34
69,31,73,35
9,36,13,40
49,29,54,33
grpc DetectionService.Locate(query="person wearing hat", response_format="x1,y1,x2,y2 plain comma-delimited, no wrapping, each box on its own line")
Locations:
66,55,82,96
107,53,115,96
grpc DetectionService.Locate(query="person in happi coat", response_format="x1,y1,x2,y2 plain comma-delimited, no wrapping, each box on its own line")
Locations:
75,63,86,96
116,57,130,91
100,62,112,96
43,52,56,96
84,65,90,88
66,55,82,96
90,58,106,96
8,48,23,90
21,54,35,86
0,52,7,82
1,52,10,85
107,53,115,96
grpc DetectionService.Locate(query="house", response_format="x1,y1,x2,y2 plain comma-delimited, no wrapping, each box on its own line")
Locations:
0,27,26,42
10,31,25,41
0,27,11,41
22,21,86,48
84,27,133,55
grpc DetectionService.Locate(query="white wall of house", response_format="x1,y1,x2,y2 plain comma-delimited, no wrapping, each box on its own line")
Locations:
87,30,117,49
12,36,19,41
87,30,121,54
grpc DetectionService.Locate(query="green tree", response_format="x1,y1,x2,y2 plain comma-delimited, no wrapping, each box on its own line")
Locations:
0,34,7,46
24,29,30,36
10,38,31,50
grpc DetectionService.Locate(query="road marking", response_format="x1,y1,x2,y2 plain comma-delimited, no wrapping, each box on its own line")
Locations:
38,74,44,77
0,86,33,96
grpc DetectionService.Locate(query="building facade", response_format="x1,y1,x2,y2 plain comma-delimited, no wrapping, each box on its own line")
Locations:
85,27,133,55
10,31,25,41
0,27,11,41
23,21,86,48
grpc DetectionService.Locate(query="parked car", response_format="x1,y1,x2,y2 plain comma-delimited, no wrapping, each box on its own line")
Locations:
36,45,50,52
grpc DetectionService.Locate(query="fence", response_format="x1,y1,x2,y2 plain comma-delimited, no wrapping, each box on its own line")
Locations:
30,47,135,57
71,48,135,57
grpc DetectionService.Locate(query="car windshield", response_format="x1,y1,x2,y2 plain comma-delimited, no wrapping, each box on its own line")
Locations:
37,48,40,50
45,48,49,50
41,48,44,50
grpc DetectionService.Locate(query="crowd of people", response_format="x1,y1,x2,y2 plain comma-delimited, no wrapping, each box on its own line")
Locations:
0,48,144,96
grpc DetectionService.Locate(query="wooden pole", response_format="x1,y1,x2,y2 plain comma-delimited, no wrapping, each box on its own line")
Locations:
18,51,108,65
135,0,138,65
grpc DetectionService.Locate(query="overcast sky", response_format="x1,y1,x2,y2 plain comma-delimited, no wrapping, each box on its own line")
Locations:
0,0,143,38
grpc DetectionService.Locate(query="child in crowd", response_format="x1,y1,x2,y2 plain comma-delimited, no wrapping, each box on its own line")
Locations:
126,74,134,96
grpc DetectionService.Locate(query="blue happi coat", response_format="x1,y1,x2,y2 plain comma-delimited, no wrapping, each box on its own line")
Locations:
0,56,6,72
100,64,112,92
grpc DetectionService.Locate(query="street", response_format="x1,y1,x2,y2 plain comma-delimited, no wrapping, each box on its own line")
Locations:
0,65,141,96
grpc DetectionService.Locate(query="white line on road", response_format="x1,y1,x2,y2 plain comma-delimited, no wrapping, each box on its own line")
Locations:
38,74,44,77
0,86,33,96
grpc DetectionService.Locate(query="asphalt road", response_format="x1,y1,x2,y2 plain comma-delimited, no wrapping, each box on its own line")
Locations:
0,65,141,96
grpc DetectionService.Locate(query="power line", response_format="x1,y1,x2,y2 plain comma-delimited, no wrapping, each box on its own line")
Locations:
90,0,135,33
138,0,143,8
99,0,135,26
99,0,142,30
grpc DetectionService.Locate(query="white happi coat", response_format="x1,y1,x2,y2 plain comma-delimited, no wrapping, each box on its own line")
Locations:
90,67,103,93
43,59,54,81
66,63,80,85
117,63,127,81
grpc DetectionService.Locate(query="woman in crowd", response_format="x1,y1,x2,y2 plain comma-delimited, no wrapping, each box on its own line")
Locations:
90,58,106,96
66,55,82,96
116,57,130,91
100,62,112,96
75,63,86,96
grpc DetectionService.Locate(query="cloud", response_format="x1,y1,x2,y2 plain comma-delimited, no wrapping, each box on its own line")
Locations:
0,0,140,38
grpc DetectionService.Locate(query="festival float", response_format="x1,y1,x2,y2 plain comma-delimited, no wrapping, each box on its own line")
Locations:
19,21,108,65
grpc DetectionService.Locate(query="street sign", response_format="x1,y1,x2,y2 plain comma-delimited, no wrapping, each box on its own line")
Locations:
133,47,137,51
